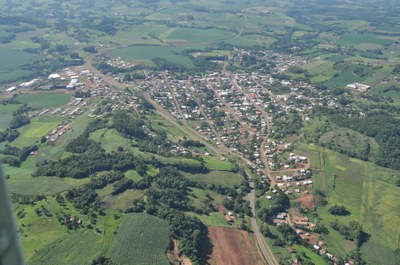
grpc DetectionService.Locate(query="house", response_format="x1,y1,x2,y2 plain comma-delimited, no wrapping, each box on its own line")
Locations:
313,244,320,250
225,215,234,223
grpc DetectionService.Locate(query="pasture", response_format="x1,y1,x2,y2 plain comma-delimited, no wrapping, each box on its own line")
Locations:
111,213,170,265
182,170,242,187
109,45,195,68
0,103,21,130
8,176,84,195
166,28,235,43
13,116,64,148
203,156,235,171
16,93,71,109
0,48,37,84
338,33,394,47
324,64,373,88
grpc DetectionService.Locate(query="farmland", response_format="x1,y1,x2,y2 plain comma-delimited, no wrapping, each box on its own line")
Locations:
110,213,170,265
311,147,400,260
29,230,103,265
0,48,37,84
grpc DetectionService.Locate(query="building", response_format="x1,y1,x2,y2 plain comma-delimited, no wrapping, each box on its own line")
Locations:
6,86,17,92
346,83,371,92
66,79,78,90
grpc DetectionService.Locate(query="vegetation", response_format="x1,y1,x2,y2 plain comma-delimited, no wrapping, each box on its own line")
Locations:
111,213,170,265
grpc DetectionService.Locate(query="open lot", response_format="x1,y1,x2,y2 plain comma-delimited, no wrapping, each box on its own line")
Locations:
207,226,264,265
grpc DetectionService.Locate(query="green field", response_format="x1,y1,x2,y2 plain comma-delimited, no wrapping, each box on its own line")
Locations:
29,230,103,265
182,170,242,187
13,116,65,148
203,156,235,171
0,48,37,84
338,33,394,47
311,146,400,261
324,64,374,88
16,93,71,109
109,45,195,68
0,103,22,130
8,176,84,195
166,28,235,43
90,128,133,153
111,213,170,265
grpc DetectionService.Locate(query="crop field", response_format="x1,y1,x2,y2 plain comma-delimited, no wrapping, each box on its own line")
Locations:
311,147,400,260
338,33,394,47
29,230,103,265
182,170,242,187
8,176,77,195
16,93,71,109
111,213,170,265
109,45,195,68
0,48,37,84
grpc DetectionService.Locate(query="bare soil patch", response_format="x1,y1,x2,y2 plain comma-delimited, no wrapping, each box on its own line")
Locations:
207,226,264,265
297,194,315,209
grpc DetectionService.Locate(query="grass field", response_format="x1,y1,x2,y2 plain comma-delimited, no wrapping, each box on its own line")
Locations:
182,170,242,187
29,230,103,265
90,128,133,153
16,93,71,109
0,48,37,84
109,45,195,68
203,156,235,171
101,189,145,210
324,64,374,88
166,28,235,43
12,116,64,148
0,103,21,130
111,213,170,265
338,33,394,47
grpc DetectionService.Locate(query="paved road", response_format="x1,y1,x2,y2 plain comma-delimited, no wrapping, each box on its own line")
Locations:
247,180,279,265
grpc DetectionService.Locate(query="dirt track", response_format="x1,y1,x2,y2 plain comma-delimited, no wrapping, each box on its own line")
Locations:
207,227,264,265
